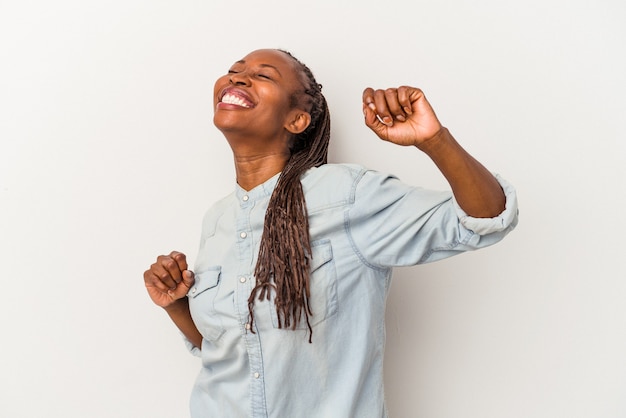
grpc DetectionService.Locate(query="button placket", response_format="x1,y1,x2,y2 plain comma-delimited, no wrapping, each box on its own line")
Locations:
234,186,268,413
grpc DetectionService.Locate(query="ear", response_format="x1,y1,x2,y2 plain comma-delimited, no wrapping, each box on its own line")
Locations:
284,110,311,135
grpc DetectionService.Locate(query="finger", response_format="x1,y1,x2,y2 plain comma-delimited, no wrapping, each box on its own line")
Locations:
170,251,188,273
362,87,379,119
372,89,394,126
161,253,186,285
397,86,414,115
143,269,172,294
362,87,375,108
167,270,195,300
154,258,180,289
383,88,406,122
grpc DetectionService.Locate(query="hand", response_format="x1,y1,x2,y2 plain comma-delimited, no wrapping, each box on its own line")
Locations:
362,86,443,148
143,251,195,308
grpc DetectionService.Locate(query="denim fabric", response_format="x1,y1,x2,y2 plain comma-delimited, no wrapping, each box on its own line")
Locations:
186,163,518,418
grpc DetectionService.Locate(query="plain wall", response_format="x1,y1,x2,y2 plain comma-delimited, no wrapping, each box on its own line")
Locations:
1,1,625,417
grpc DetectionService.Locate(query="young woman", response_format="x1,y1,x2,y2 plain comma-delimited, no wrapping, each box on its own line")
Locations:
143,49,518,417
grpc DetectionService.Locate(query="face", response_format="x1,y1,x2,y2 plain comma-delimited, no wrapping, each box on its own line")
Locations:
213,49,310,144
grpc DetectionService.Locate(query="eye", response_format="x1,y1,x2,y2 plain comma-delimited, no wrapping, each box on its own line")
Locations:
257,73,271,80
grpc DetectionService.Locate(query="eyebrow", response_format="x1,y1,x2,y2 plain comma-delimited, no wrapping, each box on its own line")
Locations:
234,60,282,76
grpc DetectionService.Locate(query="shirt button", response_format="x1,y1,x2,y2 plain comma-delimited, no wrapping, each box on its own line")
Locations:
245,323,251,330
239,277,246,283
254,372,260,379
240,232,247,239
242,195,249,201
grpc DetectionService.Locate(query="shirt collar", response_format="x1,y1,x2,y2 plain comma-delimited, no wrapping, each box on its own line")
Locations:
235,171,281,202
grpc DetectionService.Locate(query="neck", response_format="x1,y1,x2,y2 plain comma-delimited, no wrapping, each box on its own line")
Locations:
233,151,290,191
221,129,292,190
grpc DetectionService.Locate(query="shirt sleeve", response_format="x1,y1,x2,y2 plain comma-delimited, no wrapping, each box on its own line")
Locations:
346,169,518,268
182,331,202,357
453,174,518,235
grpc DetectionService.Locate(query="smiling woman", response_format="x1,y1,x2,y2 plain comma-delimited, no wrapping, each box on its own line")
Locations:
143,48,518,417
215,50,330,343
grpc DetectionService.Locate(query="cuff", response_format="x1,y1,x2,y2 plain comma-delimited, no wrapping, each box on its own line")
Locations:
181,332,202,357
453,174,519,235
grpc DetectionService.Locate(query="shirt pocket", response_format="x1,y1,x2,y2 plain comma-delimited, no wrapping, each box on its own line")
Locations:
269,239,338,329
187,266,225,342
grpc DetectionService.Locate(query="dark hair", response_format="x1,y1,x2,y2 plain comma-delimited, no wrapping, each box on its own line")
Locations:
247,50,330,343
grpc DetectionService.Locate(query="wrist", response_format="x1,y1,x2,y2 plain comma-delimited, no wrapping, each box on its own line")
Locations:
414,127,452,153
163,297,189,314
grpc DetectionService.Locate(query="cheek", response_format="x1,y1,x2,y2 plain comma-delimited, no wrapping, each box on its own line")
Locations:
261,89,294,117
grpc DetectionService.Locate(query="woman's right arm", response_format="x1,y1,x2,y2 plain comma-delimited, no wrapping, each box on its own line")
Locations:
143,251,203,349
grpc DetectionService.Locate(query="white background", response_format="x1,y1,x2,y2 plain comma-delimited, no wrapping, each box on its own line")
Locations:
1,1,625,417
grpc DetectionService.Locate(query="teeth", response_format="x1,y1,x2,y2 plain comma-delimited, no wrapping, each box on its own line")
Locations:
222,93,250,108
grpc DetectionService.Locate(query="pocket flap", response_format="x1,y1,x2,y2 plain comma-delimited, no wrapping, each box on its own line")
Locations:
310,240,333,272
187,267,221,298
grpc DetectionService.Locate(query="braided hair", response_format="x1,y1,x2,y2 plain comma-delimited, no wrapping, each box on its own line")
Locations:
247,50,330,343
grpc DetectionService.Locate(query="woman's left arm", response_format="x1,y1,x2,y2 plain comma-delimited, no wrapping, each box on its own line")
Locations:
362,86,505,218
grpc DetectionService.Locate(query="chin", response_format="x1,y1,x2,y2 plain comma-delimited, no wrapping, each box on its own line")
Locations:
213,113,241,133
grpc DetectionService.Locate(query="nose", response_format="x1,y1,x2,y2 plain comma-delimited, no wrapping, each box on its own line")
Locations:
229,71,251,86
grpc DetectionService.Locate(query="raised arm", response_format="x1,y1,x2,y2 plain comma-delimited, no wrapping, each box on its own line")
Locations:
144,251,202,349
362,86,505,218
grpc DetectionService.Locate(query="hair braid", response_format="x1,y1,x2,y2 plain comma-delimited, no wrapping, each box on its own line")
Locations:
247,50,330,343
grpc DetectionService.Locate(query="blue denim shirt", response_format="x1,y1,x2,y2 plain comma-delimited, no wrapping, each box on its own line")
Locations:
186,164,518,418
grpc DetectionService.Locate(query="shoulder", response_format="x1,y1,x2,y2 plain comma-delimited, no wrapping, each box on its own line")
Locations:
299,164,363,211
305,163,403,191
301,163,401,211
304,163,367,180
302,163,368,190
304,163,398,188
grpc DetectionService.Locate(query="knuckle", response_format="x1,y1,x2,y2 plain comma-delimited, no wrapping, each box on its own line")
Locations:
174,253,186,262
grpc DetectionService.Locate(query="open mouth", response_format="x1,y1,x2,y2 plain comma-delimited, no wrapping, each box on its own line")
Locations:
219,89,254,108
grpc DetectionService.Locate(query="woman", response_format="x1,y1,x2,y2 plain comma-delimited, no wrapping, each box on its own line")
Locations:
144,49,518,417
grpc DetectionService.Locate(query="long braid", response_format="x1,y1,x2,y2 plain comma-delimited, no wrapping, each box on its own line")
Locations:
248,50,330,343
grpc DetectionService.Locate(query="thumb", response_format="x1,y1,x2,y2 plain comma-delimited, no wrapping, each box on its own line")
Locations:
363,105,389,140
182,270,195,289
